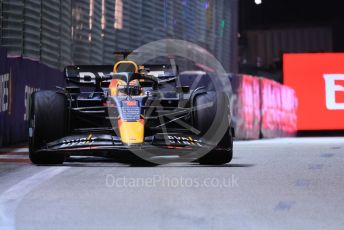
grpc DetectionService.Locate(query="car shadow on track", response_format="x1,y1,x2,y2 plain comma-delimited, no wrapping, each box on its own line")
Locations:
60,156,255,168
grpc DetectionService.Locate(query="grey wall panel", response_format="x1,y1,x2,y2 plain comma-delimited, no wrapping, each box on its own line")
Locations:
72,0,90,64
102,0,116,65
41,0,60,67
90,0,103,64
0,0,72,69
23,0,41,59
1,0,238,72
244,27,333,68
60,0,72,68
1,0,24,54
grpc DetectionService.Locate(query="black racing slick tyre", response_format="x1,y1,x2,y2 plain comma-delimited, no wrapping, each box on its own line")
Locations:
193,92,233,165
29,90,66,165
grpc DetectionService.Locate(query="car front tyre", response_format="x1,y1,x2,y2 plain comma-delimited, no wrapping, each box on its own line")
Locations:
29,90,66,165
193,92,233,165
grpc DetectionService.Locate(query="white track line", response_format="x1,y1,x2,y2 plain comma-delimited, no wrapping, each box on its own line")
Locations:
234,137,344,145
0,167,68,230
0,155,28,160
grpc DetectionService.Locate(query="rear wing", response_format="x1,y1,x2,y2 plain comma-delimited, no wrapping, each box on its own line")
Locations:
64,65,113,85
143,65,179,78
64,64,179,85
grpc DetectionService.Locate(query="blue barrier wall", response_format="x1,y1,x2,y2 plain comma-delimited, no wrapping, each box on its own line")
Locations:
0,48,64,146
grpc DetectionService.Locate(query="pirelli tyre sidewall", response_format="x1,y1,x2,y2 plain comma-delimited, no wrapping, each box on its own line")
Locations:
194,91,233,165
29,90,66,164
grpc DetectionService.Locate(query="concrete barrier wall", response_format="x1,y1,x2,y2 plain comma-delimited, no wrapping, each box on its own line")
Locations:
232,75,298,139
259,78,298,138
231,74,261,140
0,48,64,146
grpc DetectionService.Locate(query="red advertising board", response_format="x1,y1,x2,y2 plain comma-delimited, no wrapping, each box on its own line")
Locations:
284,53,344,130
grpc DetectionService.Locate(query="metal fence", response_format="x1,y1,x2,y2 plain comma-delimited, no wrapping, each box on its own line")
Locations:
1,0,238,72
0,0,72,69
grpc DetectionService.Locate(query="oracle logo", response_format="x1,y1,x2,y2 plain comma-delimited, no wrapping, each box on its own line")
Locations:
323,74,344,110
284,53,344,130
79,72,108,84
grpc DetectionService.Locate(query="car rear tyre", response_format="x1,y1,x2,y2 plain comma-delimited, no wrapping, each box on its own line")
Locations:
29,90,66,165
193,92,233,165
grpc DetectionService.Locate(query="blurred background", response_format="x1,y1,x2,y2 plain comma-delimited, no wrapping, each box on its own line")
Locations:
0,0,238,72
239,0,344,83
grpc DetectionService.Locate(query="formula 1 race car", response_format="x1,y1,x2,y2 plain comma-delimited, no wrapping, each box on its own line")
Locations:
28,58,233,165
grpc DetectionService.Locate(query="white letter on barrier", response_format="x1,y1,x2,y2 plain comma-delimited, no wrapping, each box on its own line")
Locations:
323,74,344,110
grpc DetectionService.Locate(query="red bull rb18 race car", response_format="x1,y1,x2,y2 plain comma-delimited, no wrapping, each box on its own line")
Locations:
28,59,233,165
